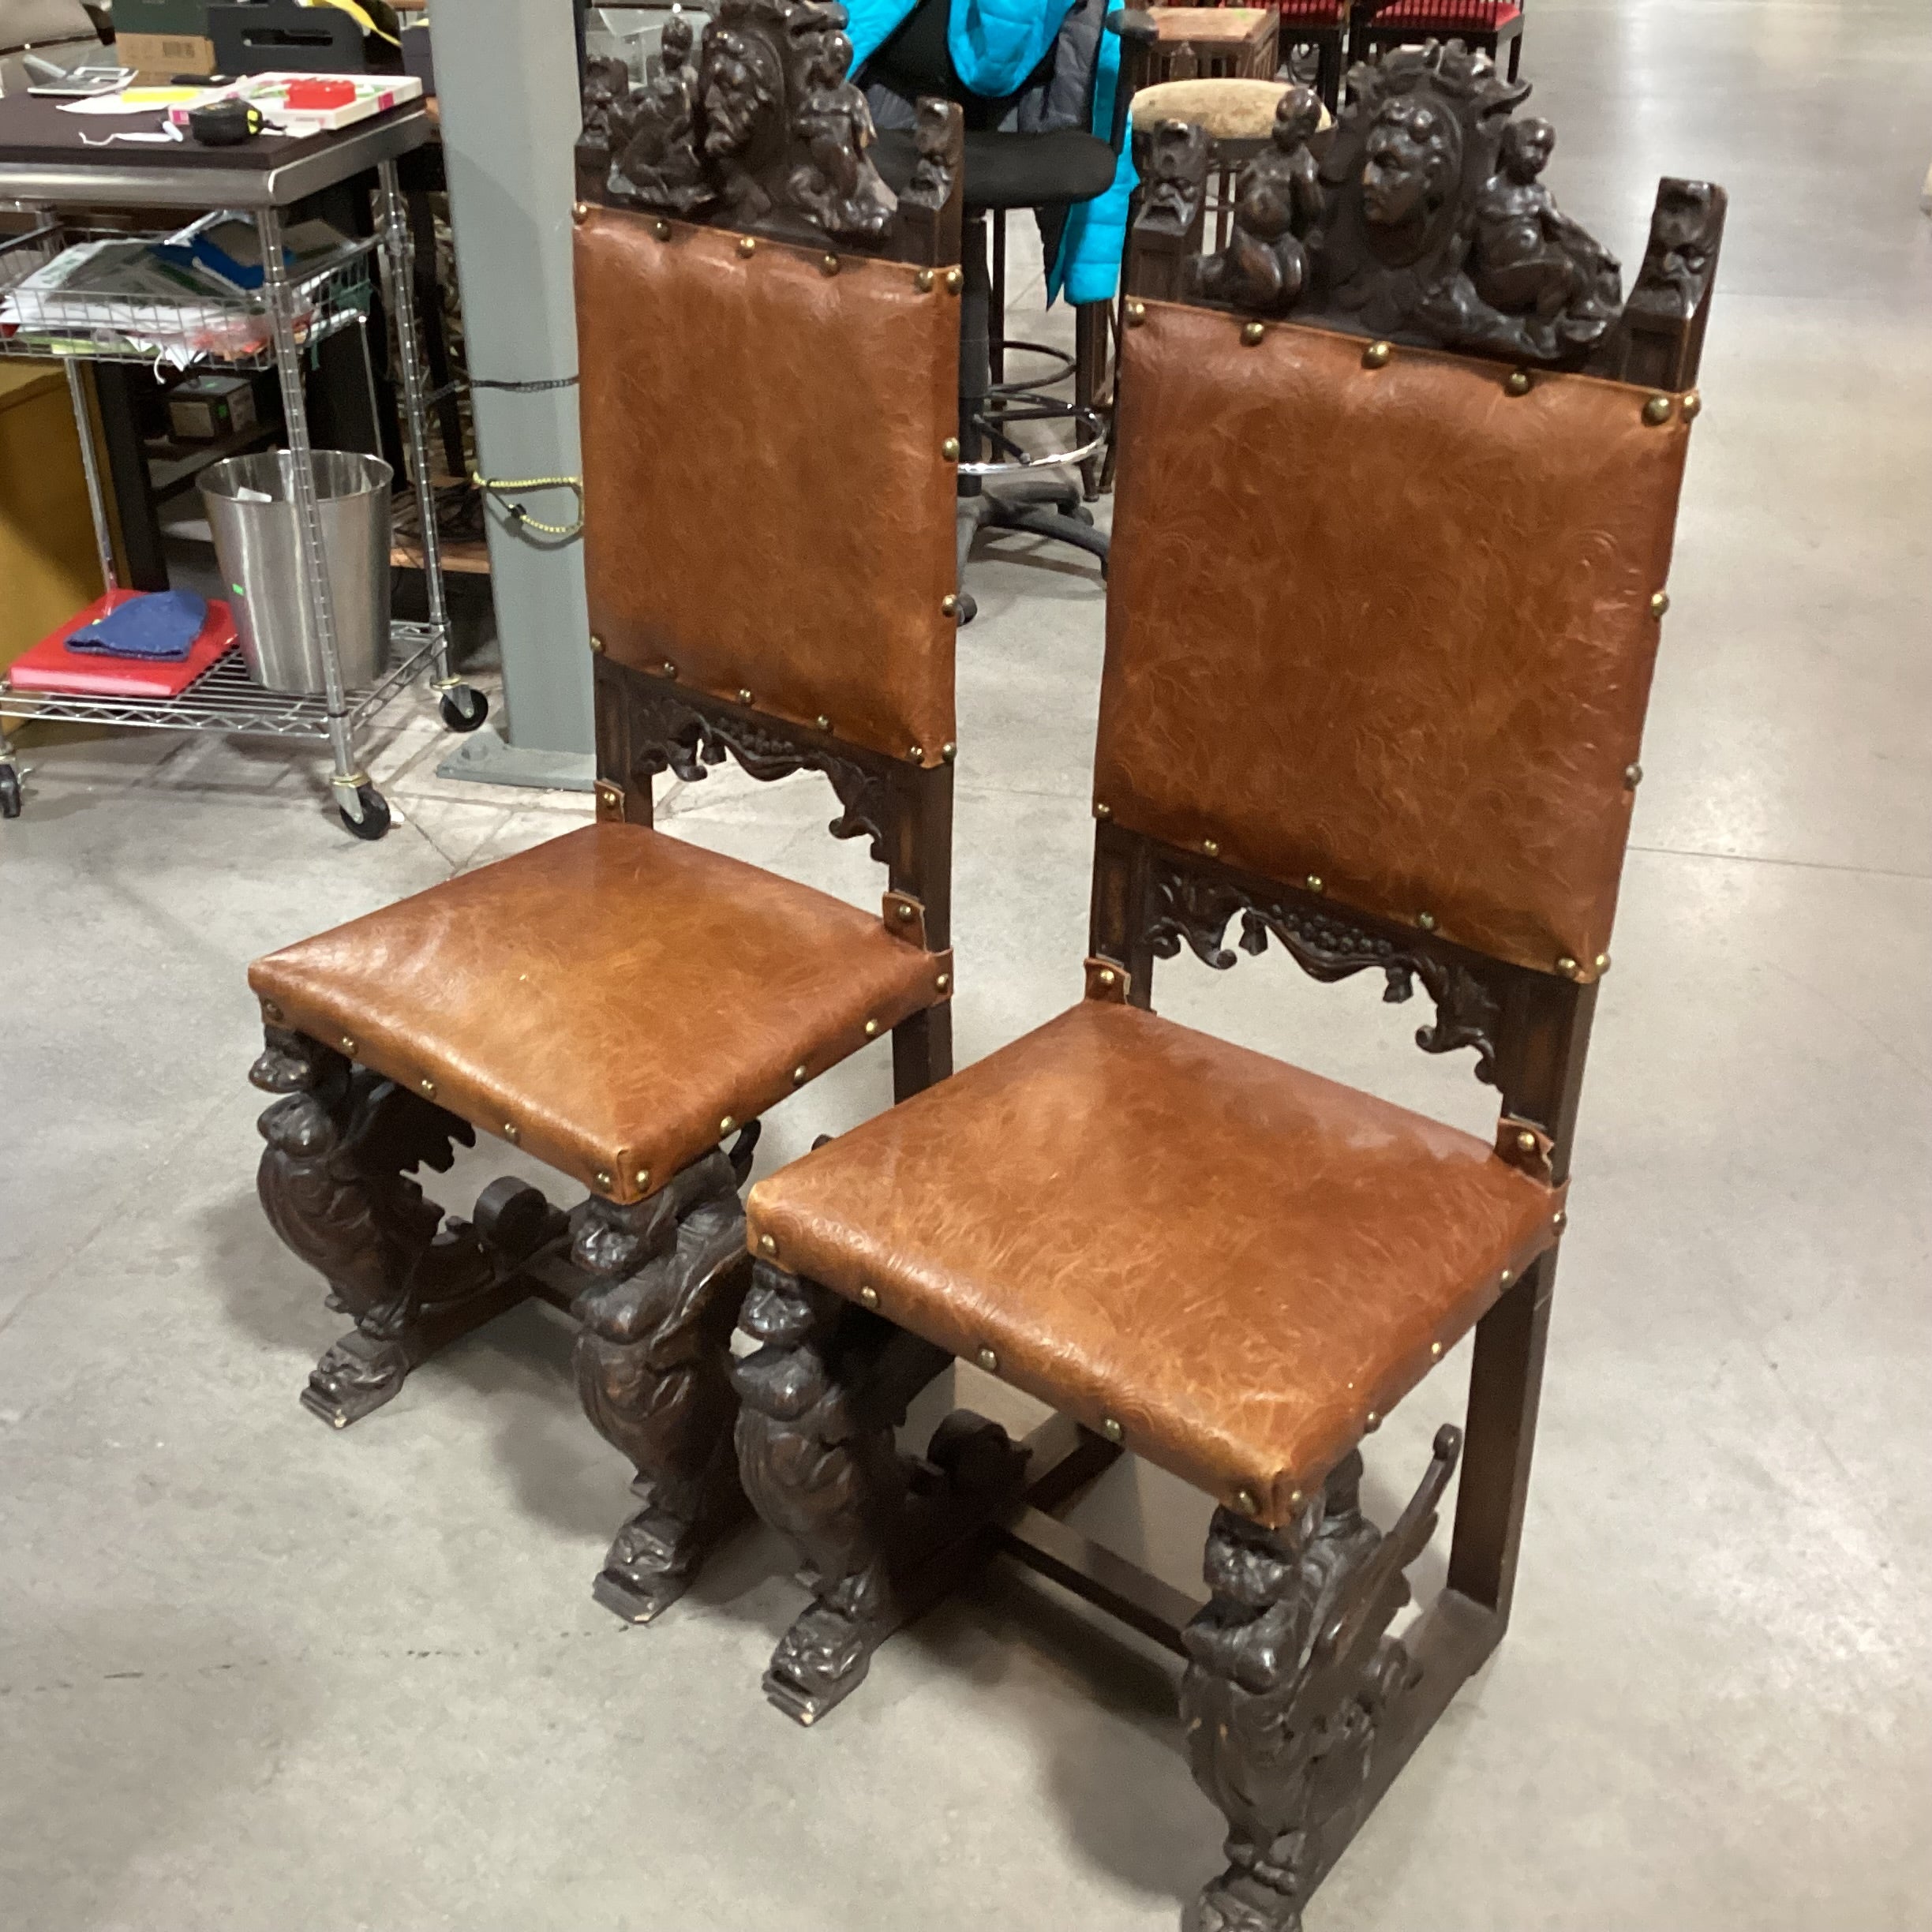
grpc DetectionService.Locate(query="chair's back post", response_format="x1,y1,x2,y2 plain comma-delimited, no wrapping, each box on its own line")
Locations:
1587,177,1727,392
1121,116,1211,306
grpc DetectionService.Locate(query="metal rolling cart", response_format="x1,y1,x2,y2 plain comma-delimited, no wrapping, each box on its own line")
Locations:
0,99,487,837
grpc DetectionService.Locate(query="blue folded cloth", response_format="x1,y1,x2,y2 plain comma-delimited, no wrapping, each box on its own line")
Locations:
66,590,208,662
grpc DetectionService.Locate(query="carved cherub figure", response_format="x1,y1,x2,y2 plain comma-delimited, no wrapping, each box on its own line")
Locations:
901,93,955,212
607,12,713,215
787,25,893,242
1198,84,1325,314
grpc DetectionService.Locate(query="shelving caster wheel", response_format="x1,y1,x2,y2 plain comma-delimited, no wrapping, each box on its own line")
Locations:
0,764,21,820
339,784,391,841
439,686,489,733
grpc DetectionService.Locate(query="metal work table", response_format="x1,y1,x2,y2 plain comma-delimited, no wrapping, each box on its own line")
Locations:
0,97,485,837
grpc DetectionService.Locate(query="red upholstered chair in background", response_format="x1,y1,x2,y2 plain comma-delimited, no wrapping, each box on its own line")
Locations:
724,44,1724,1932
1353,0,1526,80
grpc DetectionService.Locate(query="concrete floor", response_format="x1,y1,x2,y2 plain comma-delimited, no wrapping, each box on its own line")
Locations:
5,2,1931,1926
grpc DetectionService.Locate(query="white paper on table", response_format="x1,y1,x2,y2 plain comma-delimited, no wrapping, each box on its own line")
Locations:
58,87,223,116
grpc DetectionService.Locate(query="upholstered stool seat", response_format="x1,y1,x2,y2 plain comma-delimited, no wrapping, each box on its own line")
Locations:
250,824,950,1207
746,996,1562,1523
1130,77,1332,142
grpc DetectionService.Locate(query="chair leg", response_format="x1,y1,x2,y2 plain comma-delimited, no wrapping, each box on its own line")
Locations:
732,1262,1028,1724
1179,1431,1462,1932
1507,26,1522,81
572,1139,761,1623
252,1025,556,1429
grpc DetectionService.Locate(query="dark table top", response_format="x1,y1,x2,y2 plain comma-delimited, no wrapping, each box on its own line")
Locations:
0,93,430,208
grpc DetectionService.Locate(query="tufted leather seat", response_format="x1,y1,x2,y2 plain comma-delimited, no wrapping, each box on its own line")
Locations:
251,825,951,1206
745,995,1562,1523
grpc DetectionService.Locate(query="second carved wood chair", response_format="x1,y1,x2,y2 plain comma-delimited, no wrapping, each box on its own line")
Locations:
244,2,977,1627
726,44,1724,1930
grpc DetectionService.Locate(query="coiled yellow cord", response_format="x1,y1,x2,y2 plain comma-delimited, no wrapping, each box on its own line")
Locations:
469,470,585,540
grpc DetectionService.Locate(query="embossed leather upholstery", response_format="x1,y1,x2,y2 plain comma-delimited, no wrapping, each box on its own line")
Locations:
746,997,1563,1522
251,826,950,1205
576,209,960,769
1098,306,1694,978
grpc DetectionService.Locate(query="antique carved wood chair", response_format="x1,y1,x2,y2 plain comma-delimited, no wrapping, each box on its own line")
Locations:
1352,0,1526,81
245,1,976,1627
725,44,1724,1930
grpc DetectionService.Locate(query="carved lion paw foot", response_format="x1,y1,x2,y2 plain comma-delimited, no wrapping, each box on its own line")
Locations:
300,1331,411,1430
591,1503,703,1625
763,1601,878,1727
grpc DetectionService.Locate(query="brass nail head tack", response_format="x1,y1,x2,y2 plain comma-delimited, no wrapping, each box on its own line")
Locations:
736,687,753,705
1682,389,1702,420
1102,1417,1124,1443
1241,320,1265,346
1234,1488,1260,1517
635,1167,650,1189
908,743,923,761
736,235,757,258
863,1018,879,1037
504,1122,519,1144
815,714,830,731
1203,838,1220,857
1595,952,1611,972
976,1346,998,1373
1650,590,1671,617
1288,1489,1302,1507
941,741,957,762
821,253,839,275
419,1077,436,1096
1305,874,1324,893
653,218,671,242
589,634,605,653
1643,393,1672,425
759,1234,777,1255
1515,1129,1537,1152
1365,1410,1380,1432
1099,968,1116,987
595,1169,612,1189
897,903,915,920
935,972,951,990
1505,368,1532,395
1094,801,1111,819
1125,299,1147,325
572,200,590,224
339,1035,356,1053
262,1000,283,1023
1553,1208,1569,1232
944,267,963,293
792,1064,807,1085
1431,1341,1444,1358
1500,1268,1513,1286
661,660,677,679
942,436,960,461
1556,955,1579,977
941,593,959,616
719,1115,735,1136
1364,339,1393,369
859,1284,880,1309
915,268,934,291
1624,762,1643,788
1417,911,1436,931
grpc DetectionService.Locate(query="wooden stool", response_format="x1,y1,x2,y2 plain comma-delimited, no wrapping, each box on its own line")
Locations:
1148,5,1281,81
729,41,1727,1930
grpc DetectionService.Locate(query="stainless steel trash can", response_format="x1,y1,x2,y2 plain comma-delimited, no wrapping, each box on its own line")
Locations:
202,450,392,692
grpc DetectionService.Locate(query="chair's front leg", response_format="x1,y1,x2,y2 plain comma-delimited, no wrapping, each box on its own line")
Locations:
732,1260,1027,1725
573,1148,756,1623
252,1024,537,1428
1180,1433,1459,1932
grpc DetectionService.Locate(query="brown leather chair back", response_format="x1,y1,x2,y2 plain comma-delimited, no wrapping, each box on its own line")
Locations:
577,215,961,770
1099,59,1724,984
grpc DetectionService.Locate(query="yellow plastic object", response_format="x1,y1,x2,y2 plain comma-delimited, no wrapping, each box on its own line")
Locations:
0,364,108,678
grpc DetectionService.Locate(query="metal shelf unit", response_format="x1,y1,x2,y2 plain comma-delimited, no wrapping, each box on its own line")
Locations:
0,110,484,838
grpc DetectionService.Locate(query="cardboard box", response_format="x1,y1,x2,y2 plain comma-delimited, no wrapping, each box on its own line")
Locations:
167,372,256,443
114,31,216,77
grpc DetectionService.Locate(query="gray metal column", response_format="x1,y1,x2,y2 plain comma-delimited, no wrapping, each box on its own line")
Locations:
432,0,595,789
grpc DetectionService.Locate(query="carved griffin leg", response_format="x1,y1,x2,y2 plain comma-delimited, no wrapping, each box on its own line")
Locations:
572,1135,762,1623
732,1260,1029,1725
1180,1428,1462,1932
251,1026,562,1428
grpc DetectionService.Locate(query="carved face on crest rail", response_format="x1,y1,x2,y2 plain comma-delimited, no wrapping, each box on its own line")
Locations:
1361,96,1462,241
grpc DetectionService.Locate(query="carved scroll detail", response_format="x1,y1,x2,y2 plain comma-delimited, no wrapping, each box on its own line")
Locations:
627,678,892,862
1142,857,1502,1085
581,0,900,250
1181,1428,1462,1931
573,1132,762,1622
